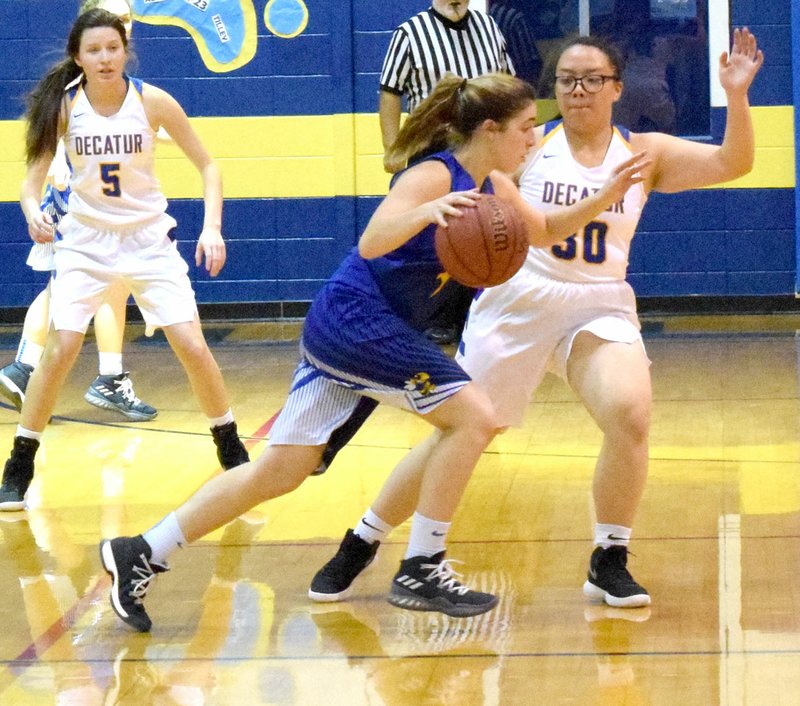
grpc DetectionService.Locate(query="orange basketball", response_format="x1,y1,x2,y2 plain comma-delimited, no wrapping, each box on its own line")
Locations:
434,195,529,288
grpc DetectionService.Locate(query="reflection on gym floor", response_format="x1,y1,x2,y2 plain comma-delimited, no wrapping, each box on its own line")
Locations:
0,315,798,705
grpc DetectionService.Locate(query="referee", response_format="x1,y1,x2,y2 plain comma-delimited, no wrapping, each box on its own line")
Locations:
379,0,515,174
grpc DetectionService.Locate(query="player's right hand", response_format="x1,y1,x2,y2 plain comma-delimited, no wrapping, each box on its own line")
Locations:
27,211,55,243
429,189,481,229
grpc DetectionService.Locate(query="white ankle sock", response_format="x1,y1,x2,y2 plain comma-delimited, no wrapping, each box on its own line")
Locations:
405,512,450,559
16,426,42,442
143,512,187,565
208,409,234,428
98,353,123,377
354,509,393,544
594,523,632,549
16,340,44,368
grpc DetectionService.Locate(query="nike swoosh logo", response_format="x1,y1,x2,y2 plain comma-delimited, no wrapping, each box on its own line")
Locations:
432,530,446,537
362,519,380,531
607,534,625,541
542,154,556,159
588,567,598,580
73,112,86,118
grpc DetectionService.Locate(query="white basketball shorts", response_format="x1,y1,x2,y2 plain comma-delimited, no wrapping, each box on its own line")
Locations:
51,212,198,333
457,268,646,427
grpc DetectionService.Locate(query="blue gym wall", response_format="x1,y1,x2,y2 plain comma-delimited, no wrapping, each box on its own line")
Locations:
0,0,795,312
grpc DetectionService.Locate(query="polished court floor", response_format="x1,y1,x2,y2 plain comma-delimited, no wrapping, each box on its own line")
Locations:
0,314,798,705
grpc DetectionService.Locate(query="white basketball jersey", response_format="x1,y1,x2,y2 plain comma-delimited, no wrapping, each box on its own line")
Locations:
64,76,166,228
518,121,646,282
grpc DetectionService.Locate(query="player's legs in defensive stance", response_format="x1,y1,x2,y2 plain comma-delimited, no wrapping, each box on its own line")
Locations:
0,296,247,512
99,376,500,631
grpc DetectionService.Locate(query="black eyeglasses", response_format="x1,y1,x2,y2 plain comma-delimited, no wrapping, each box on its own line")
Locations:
554,74,619,94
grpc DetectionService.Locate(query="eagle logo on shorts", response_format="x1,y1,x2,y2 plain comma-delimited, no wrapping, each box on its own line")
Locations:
405,372,436,396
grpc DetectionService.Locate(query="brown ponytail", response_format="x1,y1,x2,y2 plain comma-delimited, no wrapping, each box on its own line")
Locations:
386,72,536,170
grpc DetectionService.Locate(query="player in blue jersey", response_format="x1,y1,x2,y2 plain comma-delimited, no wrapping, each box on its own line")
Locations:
0,9,249,512
0,0,158,423
98,71,646,630
311,29,764,610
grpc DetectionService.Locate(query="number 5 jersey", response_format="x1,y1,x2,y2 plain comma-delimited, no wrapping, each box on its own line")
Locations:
63,75,167,228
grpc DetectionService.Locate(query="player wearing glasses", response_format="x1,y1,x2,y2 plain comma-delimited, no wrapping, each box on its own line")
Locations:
309,29,763,611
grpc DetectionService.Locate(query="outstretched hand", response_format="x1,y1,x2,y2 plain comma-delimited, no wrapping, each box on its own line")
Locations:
195,228,227,277
719,27,763,96
598,151,651,205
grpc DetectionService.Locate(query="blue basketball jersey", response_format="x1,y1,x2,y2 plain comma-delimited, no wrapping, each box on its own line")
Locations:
301,151,490,392
322,151,493,331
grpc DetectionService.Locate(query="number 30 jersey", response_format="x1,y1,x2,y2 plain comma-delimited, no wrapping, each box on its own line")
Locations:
519,120,646,283
64,75,167,228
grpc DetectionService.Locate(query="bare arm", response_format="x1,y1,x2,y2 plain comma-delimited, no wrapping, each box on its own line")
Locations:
491,151,650,248
641,27,764,194
145,85,226,276
359,160,481,259
379,90,404,173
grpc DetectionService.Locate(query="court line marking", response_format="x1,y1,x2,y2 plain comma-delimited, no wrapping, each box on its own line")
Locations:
5,646,800,667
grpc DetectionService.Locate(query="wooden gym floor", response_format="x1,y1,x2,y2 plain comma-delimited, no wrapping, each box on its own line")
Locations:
0,314,798,705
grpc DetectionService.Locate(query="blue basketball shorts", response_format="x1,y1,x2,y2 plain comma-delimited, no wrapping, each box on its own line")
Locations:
268,285,471,446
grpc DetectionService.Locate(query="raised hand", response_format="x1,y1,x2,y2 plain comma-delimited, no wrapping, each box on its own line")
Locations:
598,151,651,206
719,27,764,96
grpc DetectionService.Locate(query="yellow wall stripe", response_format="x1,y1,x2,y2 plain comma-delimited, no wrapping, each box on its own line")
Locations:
0,105,793,202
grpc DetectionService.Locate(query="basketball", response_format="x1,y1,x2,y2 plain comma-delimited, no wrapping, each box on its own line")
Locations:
434,195,528,288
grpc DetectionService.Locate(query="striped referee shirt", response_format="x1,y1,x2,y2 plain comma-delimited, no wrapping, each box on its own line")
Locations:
379,7,515,113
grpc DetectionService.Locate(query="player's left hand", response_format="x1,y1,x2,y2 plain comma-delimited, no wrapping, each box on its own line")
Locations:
196,228,226,277
719,27,763,96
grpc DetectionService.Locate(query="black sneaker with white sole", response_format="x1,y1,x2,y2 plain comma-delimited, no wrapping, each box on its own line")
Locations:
583,545,651,608
0,436,39,511
100,535,168,632
388,552,498,617
308,529,379,602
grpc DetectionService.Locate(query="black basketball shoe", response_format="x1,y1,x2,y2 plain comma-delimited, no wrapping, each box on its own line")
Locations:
100,535,168,632
583,545,651,608
308,529,379,602
0,436,40,511
388,552,498,617
211,421,249,470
